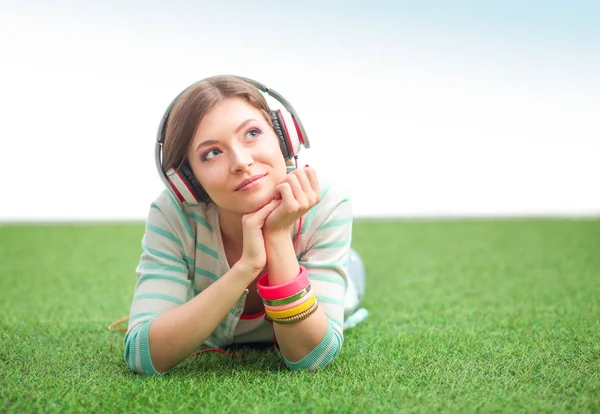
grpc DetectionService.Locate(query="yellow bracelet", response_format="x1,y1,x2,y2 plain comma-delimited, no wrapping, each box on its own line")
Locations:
266,301,319,324
265,294,316,319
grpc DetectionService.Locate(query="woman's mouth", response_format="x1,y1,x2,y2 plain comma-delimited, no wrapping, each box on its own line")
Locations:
235,174,267,191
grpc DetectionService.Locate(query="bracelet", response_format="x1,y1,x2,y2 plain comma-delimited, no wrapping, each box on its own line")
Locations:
264,289,313,312
265,301,319,324
256,266,309,301
265,294,316,319
263,284,312,307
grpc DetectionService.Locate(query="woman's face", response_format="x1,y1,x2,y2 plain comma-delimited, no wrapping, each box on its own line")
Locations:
187,97,287,214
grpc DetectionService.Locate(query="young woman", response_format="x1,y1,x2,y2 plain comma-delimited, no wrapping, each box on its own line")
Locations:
124,75,367,375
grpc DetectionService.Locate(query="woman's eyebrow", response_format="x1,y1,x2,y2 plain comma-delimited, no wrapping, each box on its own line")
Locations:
235,118,257,134
195,119,258,153
195,139,219,153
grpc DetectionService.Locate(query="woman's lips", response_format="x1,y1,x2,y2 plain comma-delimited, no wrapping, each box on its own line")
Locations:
236,174,267,191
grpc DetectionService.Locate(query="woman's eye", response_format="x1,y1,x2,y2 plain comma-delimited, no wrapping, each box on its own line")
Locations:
203,149,221,161
245,128,262,140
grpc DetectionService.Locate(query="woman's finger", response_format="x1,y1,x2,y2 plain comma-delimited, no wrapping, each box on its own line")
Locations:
293,169,316,204
275,182,299,213
303,167,321,203
244,199,280,225
256,199,281,220
286,174,308,208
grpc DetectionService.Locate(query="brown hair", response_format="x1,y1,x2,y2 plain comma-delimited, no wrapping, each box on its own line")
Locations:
162,75,272,172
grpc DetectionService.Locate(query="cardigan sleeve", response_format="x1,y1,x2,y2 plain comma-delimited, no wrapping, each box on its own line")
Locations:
284,183,353,370
123,195,194,375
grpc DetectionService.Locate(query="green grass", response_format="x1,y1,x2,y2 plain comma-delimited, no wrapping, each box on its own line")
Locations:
1,218,599,413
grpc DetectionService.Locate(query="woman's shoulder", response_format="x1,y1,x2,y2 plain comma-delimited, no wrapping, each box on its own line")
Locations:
318,176,353,209
288,165,352,206
297,175,354,249
146,190,215,232
302,175,353,233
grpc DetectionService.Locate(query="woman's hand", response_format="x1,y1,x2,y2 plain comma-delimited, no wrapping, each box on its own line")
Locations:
264,166,321,236
237,199,282,275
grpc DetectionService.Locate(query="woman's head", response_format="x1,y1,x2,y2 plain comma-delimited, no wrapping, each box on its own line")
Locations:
162,75,288,213
162,75,274,172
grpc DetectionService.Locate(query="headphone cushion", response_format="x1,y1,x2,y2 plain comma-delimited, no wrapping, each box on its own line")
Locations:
270,110,293,159
180,161,209,202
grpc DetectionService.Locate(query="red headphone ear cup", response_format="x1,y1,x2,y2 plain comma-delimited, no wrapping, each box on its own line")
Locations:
165,168,198,204
179,162,209,202
270,110,294,159
164,162,209,204
290,114,306,146
277,109,303,157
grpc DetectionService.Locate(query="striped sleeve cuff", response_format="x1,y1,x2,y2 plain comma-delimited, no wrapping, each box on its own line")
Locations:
283,322,343,371
124,320,163,376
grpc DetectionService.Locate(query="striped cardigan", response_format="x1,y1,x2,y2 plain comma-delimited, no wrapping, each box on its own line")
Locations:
124,174,353,374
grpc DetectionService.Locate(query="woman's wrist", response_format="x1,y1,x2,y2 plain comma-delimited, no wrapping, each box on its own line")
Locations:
232,260,263,284
264,229,299,285
264,227,293,244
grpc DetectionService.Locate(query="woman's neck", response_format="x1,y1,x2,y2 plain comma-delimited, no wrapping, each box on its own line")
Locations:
217,208,244,252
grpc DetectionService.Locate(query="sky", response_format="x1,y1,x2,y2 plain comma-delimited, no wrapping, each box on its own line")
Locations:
1,0,599,220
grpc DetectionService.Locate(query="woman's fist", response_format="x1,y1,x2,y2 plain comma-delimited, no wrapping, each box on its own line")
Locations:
238,199,282,273
264,166,321,235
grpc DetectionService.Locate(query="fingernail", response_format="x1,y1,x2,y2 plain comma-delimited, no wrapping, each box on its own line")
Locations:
304,164,310,167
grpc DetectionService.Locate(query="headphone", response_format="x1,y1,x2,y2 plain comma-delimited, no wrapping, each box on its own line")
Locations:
155,75,311,205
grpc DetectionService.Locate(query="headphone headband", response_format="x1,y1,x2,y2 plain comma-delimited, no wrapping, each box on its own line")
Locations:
155,76,310,147
236,76,310,150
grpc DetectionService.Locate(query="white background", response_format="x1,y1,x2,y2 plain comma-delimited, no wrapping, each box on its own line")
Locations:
1,1,599,221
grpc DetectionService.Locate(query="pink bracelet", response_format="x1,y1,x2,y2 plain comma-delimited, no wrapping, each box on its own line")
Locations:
264,290,314,312
257,266,309,301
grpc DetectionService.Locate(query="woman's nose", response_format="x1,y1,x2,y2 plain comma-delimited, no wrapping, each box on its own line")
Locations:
230,147,254,173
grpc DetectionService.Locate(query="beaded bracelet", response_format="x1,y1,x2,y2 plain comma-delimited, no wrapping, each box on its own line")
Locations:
265,293,316,319
265,300,319,324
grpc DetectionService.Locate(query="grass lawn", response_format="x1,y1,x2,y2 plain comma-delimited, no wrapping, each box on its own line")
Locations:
1,218,599,413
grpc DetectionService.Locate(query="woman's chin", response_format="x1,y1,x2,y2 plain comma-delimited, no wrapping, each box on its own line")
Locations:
243,193,276,213
218,191,275,215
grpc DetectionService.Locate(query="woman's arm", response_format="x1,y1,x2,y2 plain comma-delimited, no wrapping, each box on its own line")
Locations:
147,261,258,373
263,170,352,370
264,232,330,363
125,195,280,375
